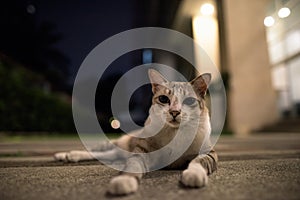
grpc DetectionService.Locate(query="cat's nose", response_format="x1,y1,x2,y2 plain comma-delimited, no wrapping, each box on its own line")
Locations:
169,110,180,118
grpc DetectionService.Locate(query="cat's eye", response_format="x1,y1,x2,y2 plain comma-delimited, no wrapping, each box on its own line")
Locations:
183,97,197,106
158,95,170,104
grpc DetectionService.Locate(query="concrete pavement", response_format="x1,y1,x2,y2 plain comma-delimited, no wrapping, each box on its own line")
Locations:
0,133,299,200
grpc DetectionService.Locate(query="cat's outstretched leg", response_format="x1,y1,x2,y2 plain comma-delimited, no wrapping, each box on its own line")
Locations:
108,147,148,195
54,148,123,162
54,150,94,162
53,140,121,162
181,149,218,187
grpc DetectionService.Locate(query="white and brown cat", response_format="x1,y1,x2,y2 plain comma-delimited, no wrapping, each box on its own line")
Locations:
54,69,218,195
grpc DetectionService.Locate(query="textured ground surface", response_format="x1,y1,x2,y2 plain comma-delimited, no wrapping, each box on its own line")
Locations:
0,133,299,200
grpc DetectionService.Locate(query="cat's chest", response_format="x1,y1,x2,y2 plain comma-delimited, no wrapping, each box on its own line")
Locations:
145,131,176,151
144,128,204,153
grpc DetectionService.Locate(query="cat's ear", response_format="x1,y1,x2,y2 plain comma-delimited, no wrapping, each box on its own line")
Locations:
148,69,168,93
190,73,211,98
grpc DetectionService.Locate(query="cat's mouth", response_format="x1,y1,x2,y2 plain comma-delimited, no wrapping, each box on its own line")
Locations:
168,118,181,126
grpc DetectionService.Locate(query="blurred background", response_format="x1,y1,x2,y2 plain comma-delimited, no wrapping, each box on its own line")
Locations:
0,0,300,136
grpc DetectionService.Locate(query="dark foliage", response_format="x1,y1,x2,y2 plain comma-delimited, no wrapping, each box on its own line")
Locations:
0,57,75,132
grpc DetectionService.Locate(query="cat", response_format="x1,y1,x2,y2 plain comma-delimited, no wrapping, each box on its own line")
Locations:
54,69,218,195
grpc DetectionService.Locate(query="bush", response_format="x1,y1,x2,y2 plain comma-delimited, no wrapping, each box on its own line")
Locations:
0,58,75,132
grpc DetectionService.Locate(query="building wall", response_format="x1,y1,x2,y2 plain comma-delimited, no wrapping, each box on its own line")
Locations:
266,0,300,117
223,0,279,134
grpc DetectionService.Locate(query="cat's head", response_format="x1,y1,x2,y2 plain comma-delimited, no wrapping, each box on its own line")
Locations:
148,69,211,128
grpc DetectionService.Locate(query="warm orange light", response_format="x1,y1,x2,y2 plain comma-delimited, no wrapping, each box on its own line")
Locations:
111,119,120,129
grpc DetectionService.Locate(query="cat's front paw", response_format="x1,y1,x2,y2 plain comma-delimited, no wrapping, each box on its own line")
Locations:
181,164,208,188
108,175,138,195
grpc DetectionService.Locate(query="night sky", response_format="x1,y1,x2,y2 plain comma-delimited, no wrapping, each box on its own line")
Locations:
34,0,138,84
0,0,180,87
